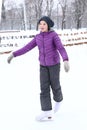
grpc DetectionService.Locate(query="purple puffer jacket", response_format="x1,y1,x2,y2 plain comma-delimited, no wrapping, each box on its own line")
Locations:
13,31,69,66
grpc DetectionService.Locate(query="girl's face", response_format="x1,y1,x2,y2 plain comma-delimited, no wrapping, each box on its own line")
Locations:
39,21,48,32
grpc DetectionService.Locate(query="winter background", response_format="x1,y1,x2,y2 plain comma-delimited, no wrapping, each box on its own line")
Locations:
0,28,87,130
0,0,87,129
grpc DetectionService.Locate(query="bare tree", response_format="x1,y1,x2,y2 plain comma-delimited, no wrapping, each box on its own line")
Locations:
0,0,25,30
73,0,87,29
1,0,6,20
34,0,43,20
58,0,67,30
1,0,87,30
45,0,54,17
33,0,44,30
23,0,44,29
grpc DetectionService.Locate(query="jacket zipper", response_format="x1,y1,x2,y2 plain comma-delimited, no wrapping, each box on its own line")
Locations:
43,35,46,66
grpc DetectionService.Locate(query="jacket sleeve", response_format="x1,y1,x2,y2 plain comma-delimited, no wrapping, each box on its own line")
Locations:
53,33,69,61
13,37,37,57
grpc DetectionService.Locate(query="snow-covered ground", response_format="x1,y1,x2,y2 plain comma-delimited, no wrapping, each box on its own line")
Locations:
0,30,87,130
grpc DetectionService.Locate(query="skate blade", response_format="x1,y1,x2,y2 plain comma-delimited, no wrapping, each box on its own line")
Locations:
48,116,52,119
36,116,53,122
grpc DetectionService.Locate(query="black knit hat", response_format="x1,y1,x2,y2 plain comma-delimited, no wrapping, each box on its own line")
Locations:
38,16,54,30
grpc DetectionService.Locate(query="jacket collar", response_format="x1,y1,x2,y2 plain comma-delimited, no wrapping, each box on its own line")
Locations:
40,30,54,36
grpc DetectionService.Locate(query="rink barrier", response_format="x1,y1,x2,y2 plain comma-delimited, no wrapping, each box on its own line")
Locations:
0,29,87,54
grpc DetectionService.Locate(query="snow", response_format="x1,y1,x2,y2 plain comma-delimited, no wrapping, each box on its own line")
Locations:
0,29,87,130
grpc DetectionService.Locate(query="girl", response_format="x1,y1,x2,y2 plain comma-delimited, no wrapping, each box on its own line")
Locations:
7,16,70,121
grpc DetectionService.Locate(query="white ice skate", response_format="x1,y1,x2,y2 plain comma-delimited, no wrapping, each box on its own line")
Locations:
35,110,53,121
54,101,62,113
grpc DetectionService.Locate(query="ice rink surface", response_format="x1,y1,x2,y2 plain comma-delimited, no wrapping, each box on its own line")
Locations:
0,44,87,130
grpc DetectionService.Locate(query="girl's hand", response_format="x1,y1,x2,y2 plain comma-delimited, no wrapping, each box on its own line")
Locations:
64,61,70,72
7,53,14,64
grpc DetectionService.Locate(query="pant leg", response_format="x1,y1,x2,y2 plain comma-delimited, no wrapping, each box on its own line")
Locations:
49,63,63,102
40,65,52,111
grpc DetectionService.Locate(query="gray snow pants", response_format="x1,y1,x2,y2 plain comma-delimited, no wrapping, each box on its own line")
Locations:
40,63,63,111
